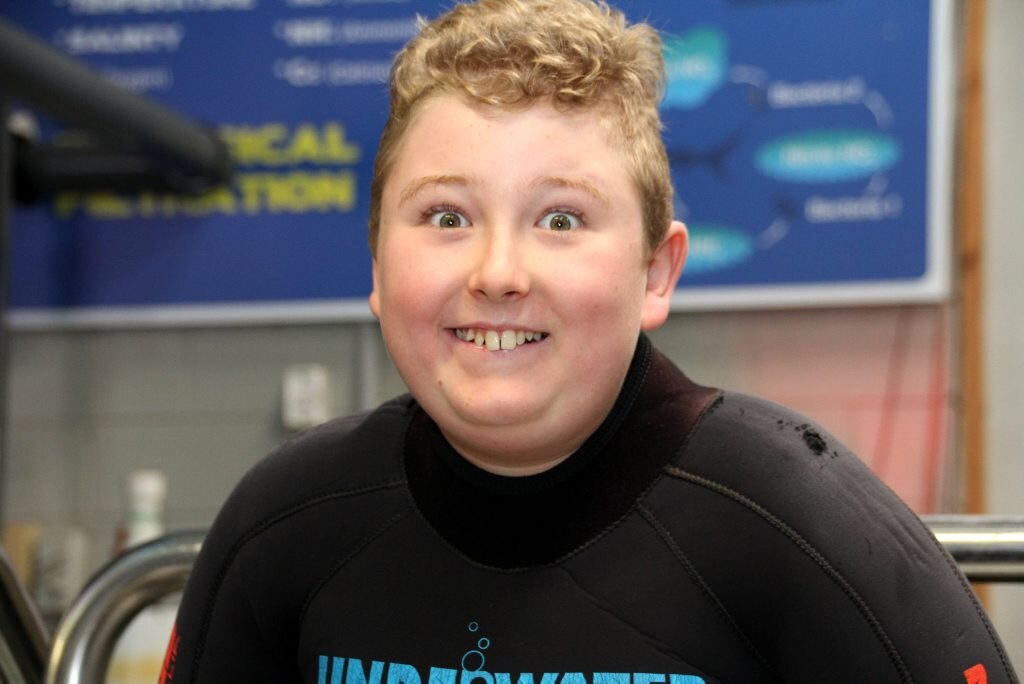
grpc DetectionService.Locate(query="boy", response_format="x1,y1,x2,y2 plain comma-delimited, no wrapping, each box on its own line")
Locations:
164,1,1017,681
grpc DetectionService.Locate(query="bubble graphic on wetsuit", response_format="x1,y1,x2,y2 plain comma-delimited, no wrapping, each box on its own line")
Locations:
462,622,489,672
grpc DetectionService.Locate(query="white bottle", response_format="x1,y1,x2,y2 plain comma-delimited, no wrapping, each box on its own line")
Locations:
125,470,168,548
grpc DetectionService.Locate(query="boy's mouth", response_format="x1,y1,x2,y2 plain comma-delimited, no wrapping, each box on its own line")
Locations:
453,328,549,352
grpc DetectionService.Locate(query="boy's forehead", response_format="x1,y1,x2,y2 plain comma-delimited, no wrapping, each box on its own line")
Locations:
405,92,615,140
392,95,624,177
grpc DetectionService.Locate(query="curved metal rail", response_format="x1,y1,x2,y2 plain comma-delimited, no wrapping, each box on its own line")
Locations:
44,530,203,684
923,514,1024,582
43,517,1024,683
0,543,49,682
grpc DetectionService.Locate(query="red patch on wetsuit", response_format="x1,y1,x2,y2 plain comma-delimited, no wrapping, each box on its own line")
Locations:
159,623,180,683
964,663,988,684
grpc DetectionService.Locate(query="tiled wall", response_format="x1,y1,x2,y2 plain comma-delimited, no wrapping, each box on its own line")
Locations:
3,323,379,574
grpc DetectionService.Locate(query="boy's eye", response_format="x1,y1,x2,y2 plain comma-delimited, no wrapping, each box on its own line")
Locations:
539,211,581,231
427,209,469,228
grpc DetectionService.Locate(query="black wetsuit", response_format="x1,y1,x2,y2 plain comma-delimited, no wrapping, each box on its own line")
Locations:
163,336,1017,683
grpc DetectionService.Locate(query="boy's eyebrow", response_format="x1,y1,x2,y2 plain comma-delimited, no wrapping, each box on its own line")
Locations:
397,175,610,207
398,175,472,206
529,176,610,206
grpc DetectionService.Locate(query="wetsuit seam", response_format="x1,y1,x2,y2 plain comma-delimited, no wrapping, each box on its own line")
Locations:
637,504,779,681
663,465,914,684
188,478,407,683
297,508,415,642
665,393,725,472
891,494,1017,680
404,492,643,574
554,563,695,671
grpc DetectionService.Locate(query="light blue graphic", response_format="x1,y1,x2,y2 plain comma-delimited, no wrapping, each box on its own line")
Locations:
461,651,485,673
348,658,386,684
389,664,422,684
462,621,487,673
429,669,458,684
319,656,346,684
662,27,728,110
632,675,663,684
316,657,704,684
593,675,629,684
494,674,558,684
462,671,494,684
686,225,754,275
756,130,902,183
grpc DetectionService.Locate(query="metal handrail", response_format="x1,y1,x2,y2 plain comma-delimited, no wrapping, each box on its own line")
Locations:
42,517,1024,683
0,543,49,682
923,514,1024,582
44,530,203,684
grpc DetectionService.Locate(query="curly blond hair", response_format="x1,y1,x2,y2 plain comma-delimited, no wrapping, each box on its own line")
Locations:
368,0,673,256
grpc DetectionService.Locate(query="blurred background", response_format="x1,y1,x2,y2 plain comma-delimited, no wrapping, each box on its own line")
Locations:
0,0,1021,680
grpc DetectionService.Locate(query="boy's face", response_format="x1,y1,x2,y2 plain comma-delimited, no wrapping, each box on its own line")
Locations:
370,96,685,474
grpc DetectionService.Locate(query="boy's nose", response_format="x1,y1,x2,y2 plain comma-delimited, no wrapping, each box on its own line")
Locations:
467,229,530,301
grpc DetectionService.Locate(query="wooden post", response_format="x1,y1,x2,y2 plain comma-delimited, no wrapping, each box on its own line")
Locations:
956,0,987,603
958,0,986,518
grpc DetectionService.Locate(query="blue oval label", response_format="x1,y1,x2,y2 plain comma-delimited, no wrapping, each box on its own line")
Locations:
662,27,728,110
686,225,754,275
756,130,901,183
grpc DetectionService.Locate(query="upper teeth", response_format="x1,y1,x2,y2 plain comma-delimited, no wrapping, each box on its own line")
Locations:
455,328,548,351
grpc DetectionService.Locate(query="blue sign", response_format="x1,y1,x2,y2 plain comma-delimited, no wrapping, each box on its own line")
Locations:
1,0,952,324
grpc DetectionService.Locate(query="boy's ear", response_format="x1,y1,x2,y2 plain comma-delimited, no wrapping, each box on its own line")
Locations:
640,221,687,331
368,258,381,318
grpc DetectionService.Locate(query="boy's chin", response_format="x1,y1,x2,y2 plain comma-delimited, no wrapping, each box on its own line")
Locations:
430,397,602,474
437,399,552,444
